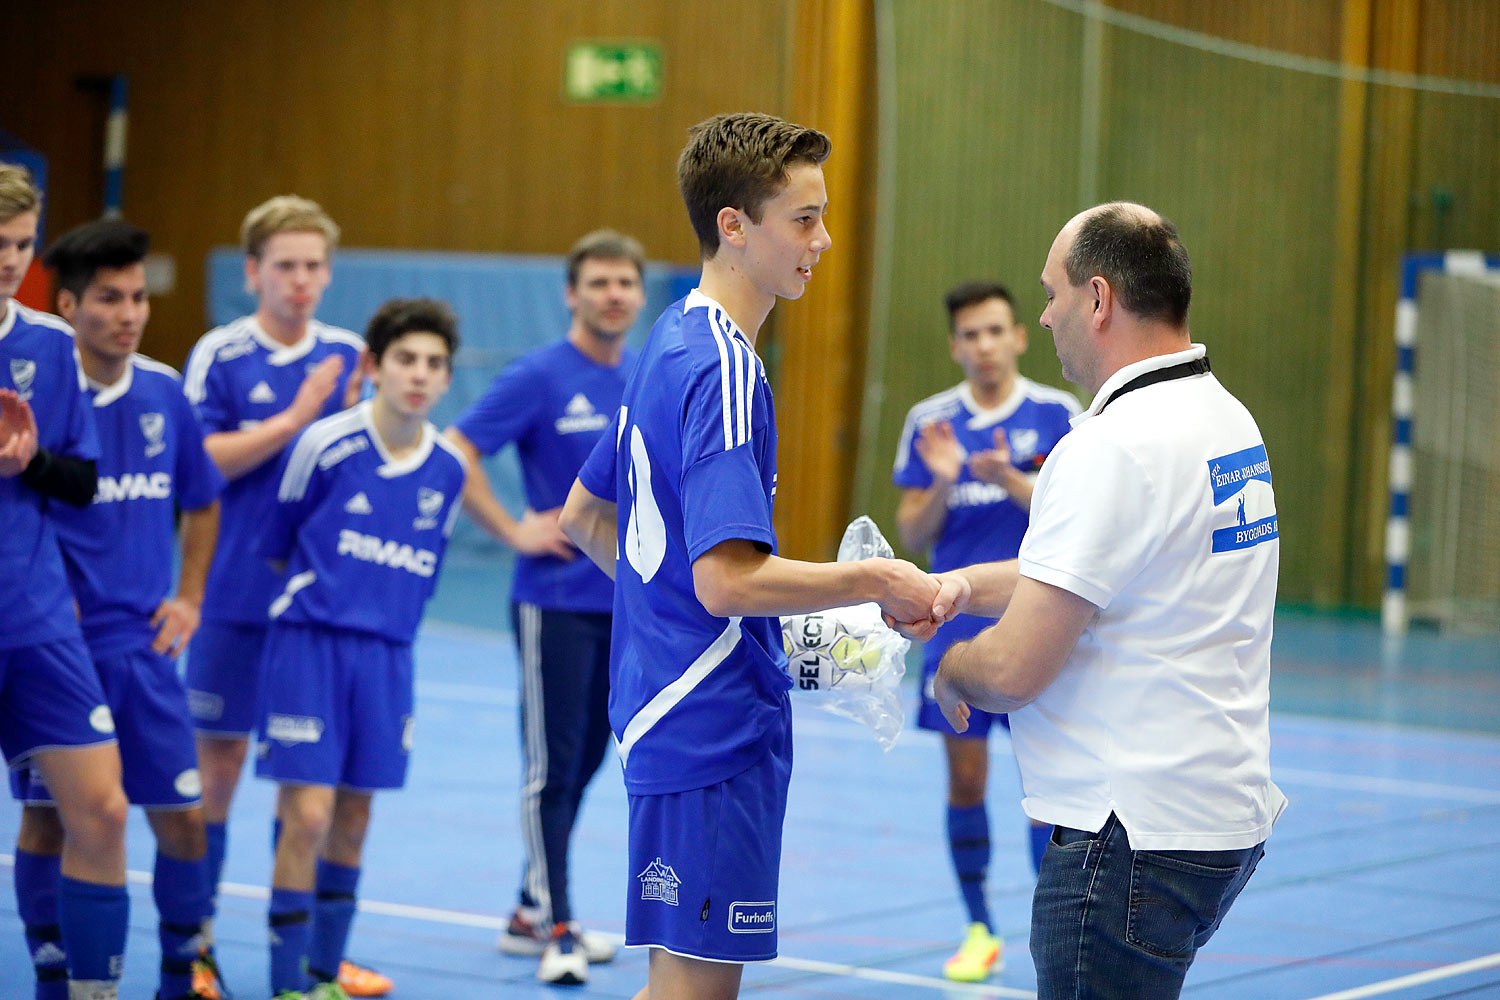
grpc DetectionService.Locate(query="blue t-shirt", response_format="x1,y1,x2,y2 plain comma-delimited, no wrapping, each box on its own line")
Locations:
453,338,631,613
892,378,1079,660
52,356,226,658
261,402,468,644
578,290,788,796
0,302,100,650
183,316,363,625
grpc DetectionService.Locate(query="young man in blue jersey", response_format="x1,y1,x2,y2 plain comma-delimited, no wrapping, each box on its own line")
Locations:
445,229,646,984
892,281,1080,982
182,197,385,997
0,163,134,1000
560,113,961,1000
10,218,227,1000
256,298,467,1000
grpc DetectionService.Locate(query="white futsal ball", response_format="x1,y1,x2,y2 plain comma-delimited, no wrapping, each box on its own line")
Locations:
782,612,882,692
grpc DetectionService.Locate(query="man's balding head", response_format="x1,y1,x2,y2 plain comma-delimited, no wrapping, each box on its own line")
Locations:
1061,202,1192,327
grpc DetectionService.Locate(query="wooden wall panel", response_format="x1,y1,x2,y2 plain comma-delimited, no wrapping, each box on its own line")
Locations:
3,1,792,369
870,0,1500,607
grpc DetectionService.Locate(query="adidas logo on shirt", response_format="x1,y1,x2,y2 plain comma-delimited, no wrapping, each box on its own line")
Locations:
556,392,609,435
344,492,373,515
249,381,276,403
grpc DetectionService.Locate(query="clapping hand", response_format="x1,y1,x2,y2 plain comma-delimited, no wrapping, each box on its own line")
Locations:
0,389,39,478
913,420,964,486
968,428,1012,486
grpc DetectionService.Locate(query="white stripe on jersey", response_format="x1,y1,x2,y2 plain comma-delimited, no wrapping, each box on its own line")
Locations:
183,318,255,404
268,570,316,618
278,407,367,502
432,433,469,538
893,387,963,475
130,354,182,380
616,617,743,767
710,309,735,451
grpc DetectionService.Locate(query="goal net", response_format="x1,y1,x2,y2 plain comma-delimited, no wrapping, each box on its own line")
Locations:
1405,267,1500,632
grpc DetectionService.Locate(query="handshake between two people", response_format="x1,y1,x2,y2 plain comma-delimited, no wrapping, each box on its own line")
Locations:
868,560,972,642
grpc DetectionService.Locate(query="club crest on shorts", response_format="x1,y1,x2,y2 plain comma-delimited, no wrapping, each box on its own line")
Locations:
414,487,444,529
10,358,36,400
140,411,166,457
638,857,680,905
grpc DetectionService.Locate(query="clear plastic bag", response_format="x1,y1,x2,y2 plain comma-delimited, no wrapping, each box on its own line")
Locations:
780,516,910,750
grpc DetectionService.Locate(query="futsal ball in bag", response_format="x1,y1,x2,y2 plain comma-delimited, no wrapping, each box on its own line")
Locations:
782,613,881,691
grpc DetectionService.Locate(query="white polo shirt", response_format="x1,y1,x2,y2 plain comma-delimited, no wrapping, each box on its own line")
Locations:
1013,343,1287,851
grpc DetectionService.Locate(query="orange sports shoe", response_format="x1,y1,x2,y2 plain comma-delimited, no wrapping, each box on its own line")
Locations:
338,959,394,997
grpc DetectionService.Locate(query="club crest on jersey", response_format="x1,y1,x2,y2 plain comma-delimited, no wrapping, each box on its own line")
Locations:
249,380,276,403
140,412,166,457
1009,428,1040,462
638,858,680,905
9,358,36,400
414,487,444,529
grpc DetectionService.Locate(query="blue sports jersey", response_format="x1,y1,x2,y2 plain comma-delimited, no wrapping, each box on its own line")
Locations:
261,401,467,643
578,290,787,796
893,377,1079,655
453,339,631,613
53,355,225,658
183,317,363,625
0,302,100,650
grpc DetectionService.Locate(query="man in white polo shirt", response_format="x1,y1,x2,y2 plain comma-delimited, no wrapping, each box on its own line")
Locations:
930,201,1285,999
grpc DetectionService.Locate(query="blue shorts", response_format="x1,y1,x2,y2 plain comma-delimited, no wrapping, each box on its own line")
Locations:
0,639,116,767
11,644,201,809
186,620,268,737
254,623,414,791
626,716,792,963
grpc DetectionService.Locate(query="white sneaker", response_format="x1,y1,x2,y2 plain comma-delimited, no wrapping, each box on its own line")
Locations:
537,925,588,986
497,906,616,964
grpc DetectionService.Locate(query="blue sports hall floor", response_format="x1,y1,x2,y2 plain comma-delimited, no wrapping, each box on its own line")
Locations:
3,556,1499,999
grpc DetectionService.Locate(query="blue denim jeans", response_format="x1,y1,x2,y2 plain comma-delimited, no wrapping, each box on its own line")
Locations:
1031,813,1264,1000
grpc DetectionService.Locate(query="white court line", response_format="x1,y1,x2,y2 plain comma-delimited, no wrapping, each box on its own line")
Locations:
1300,951,1500,1000
1274,766,1500,805
0,858,1034,997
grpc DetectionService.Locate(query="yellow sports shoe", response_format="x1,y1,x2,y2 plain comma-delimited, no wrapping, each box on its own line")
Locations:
337,960,393,997
942,922,1003,982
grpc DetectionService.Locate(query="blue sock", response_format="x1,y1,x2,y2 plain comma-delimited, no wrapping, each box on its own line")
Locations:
268,887,313,994
204,822,227,906
308,860,360,981
272,817,283,852
154,852,212,999
947,804,992,930
14,849,67,1000
57,876,129,990
1029,822,1052,875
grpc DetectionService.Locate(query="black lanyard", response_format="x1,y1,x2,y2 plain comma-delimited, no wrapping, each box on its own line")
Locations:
1095,355,1211,414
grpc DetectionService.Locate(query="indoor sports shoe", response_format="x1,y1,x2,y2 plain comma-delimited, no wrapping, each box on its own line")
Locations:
498,905,617,963
190,949,227,999
308,983,352,1000
336,960,391,997
537,923,589,986
942,922,1003,982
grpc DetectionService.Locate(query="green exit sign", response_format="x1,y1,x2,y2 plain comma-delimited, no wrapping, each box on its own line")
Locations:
564,42,663,103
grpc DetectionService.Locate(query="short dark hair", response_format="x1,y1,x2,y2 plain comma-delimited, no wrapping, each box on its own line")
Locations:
364,298,460,364
566,229,645,287
944,281,1017,332
43,218,150,299
677,112,832,259
1064,205,1192,325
